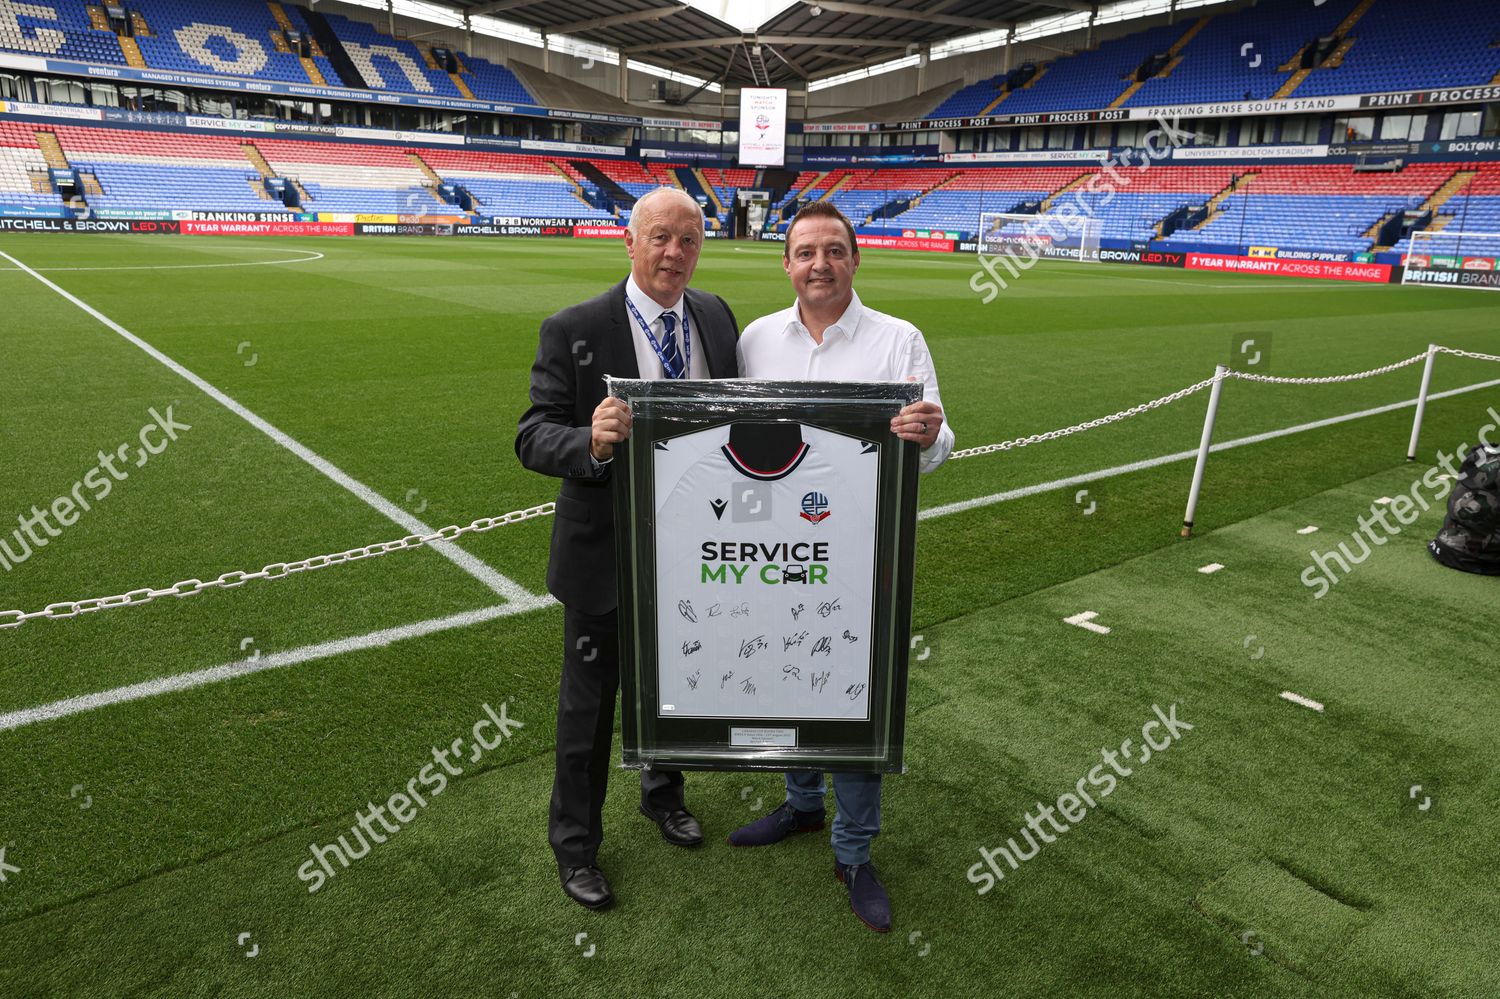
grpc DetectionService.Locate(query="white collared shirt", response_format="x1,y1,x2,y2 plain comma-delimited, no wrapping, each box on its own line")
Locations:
738,289,954,473
624,274,708,380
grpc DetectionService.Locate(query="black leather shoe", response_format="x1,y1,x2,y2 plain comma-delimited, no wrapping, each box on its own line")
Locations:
639,804,704,847
560,865,614,910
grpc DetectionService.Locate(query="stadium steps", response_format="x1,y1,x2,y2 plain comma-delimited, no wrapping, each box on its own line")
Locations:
86,5,109,31
33,131,70,171
817,172,855,203
78,172,102,196
242,143,277,180
1275,0,1377,97
1320,36,1359,69
300,57,328,85
547,161,603,215
1040,173,1091,212
28,169,52,194
1110,15,1211,108
264,2,330,84
1493,66,1500,86
449,73,476,99
117,35,147,69
246,179,278,202
693,168,727,217
979,63,1051,115
1423,170,1481,213
130,11,152,37
570,161,635,208
410,153,446,188
1194,172,1259,229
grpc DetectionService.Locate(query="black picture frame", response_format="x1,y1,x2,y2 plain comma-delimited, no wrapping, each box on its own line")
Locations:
610,378,921,773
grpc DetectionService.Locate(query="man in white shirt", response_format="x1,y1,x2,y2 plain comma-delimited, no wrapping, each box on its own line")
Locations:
728,201,952,933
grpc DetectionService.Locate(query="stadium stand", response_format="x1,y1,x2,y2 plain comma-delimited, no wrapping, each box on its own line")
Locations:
124,0,332,86
1292,0,1500,97
462,55,536,105
417,147,614,220
42,124,290,214
0,0,124,63
316,13,463,97
986,23,1188,114
864,168,1089,236
253,137,440,214
0,123,64,213
924,0,1500,120
1123,0,1361,107
1160,163,1459,254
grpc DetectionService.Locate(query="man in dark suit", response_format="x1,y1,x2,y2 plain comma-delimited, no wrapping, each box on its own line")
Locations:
516,187,740,910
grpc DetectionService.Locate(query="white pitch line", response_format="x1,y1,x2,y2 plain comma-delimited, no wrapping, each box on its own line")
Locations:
0,249,326,272
0,602,549,732
1064,610,1111,634
1297,525,1320,535
920,375,1500,521
1198,563,1224,574
1279,690,1325,713
0,249,543,607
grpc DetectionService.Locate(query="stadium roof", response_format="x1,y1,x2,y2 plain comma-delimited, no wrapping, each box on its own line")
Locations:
435,1,1107,88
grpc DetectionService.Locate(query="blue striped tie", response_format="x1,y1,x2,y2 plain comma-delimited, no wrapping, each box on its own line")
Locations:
658,311,685,379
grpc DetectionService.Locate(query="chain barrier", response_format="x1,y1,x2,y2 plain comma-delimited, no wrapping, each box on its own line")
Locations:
4,345,1497,631
1222,351,1430,385
0,504,554,631
1436,346,1500,365
948,374,1221,460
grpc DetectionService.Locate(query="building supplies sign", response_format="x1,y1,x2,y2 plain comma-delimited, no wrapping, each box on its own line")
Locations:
738,87,788,167
611,379,921,773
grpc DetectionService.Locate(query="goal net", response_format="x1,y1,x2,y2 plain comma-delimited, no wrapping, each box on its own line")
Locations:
977,211,1102,262
1401,229,1500,291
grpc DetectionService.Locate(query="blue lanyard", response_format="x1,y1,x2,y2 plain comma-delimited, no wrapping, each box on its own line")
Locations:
624,293,691,378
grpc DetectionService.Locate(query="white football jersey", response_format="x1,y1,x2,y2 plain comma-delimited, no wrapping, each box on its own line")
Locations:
653,422,880,721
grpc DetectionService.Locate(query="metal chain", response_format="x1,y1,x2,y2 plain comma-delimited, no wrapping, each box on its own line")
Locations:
5,346,1497,632
1222,351,1431,385
0,504,555,631
949,374,1221,460
1437,346,1500,365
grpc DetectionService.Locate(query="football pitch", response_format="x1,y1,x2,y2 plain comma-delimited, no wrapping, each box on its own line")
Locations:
1,233,1497,997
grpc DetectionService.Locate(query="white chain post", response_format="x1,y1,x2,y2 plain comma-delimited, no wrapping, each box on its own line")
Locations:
1181,367,1228,539
1407,344,1439,461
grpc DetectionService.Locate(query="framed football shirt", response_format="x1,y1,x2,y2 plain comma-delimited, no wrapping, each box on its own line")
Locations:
609,379,922,773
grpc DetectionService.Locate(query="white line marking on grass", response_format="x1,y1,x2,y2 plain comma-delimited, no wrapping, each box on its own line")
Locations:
0,601,550,732
1375,497,1394,505
1198,563,1224,574
0,250,325,272
0,249,543,606
1279,690,1325,713
920,376,1500,521
1297,525,1320,535
1064,611,1111,634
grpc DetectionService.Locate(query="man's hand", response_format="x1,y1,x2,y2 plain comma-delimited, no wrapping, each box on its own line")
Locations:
591,397,633,461
892,401,943,449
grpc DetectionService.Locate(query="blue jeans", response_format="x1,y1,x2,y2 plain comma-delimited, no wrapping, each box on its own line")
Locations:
785,770,881,866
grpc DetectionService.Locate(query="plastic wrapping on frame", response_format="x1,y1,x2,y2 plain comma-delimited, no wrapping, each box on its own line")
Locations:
608,378,923,774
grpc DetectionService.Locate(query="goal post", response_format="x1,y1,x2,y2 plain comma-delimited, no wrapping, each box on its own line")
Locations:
1401,229,1500,291
977,211,1102,262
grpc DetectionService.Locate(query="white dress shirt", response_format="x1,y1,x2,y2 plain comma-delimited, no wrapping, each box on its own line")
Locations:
738,289,955,473
625,274,708,380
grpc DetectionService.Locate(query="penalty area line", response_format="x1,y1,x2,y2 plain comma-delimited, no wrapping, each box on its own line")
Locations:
0,248,545,608
0,601,552,733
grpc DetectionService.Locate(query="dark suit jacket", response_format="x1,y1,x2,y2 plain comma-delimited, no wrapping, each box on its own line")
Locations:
516,278,740,615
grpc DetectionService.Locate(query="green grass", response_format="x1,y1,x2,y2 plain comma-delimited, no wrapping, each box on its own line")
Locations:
0,234,1496,997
